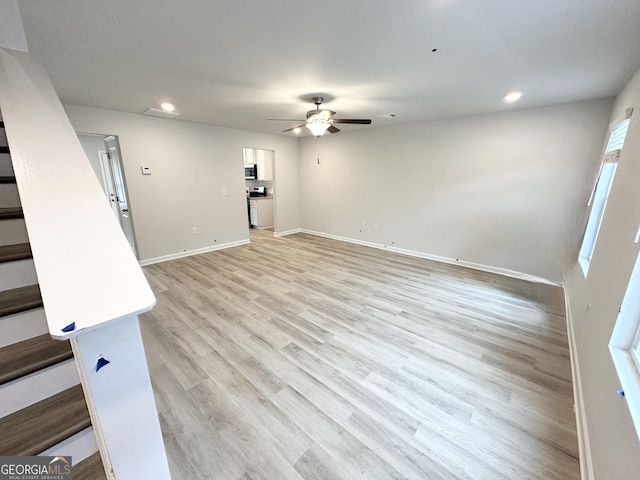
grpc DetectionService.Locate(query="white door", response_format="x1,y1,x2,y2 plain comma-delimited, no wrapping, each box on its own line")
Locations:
98,150,121,221
104,136,137,256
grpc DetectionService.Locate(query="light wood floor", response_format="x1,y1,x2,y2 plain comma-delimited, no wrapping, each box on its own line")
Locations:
139,230,579,480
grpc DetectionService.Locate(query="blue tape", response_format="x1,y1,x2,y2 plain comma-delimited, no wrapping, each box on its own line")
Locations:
61,322,76,332
96,357,111,372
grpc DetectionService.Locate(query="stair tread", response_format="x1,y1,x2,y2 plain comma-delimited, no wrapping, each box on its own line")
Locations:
0,333,73,385
0,175,16,184
0,284,43,317
0,206,23,219
74,452,107,480
0,242,32,263
0,120,4,128
0,384,91,456
0,145,9,154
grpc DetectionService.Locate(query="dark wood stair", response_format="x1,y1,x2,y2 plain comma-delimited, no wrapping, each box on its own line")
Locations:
0,334,73,385
0,284,42,317
0,118,106,477
0,384,91,456
0,242,32,263
0,206,23,219
74,452,108,480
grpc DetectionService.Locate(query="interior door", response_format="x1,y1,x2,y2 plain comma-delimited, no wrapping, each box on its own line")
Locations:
104,136,137,256
98,150,121,221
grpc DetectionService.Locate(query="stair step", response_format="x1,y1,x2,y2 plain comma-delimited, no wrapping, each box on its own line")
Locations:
0,358,79,419
0,175,15,184
0,218,29,247
0,384,91,456
74,452,107,480
0,121,4,128
0,146,8,154
0,307,47,349
0,284,42,317
0,334,73,385
0,242,32,263
0,182,20,207
0,206,22,219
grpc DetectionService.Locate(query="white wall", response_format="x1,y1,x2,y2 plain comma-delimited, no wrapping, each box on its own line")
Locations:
0,0,28,52
63,104,301,262
299,99,613,284
564,69,640,479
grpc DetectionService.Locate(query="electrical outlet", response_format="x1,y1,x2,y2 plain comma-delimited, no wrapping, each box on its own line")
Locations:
373,223,379,230
286,213,290,220
192,227,198,235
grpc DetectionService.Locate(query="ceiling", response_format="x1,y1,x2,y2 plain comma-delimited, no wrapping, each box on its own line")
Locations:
17,0,640,136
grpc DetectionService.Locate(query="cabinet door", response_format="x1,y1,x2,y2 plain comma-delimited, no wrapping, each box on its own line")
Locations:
256,150,273,180
249,200,258,226
257,198,274,228
243,148,255,165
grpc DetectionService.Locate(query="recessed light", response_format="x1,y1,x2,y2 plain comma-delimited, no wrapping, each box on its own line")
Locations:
504,91,523,103
143,108,181,118
293,127,301,134
160,102,175,112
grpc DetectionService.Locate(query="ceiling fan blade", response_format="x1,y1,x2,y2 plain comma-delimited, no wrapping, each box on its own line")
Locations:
332,119,372,124
268,118,305,122
282,124,305,133
327,125,340,134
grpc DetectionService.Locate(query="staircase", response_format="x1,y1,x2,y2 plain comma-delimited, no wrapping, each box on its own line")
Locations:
0,119,107,478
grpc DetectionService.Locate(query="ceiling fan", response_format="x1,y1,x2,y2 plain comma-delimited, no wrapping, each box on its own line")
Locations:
269,97,372,136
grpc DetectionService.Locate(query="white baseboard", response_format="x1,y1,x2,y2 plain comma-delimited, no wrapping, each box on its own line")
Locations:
274,228,302,237
138,239,250,266
300,229,560,286
564,289,594,480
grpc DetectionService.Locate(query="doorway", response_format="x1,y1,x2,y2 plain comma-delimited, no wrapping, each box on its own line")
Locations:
78,133,139,257
243,147,276,234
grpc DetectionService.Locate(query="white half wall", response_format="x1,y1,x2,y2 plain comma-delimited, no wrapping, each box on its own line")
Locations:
299,99,613,284
564,68,640,479
63,104,301,263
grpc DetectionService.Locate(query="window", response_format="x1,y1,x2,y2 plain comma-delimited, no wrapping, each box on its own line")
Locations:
578,118,630,275
610,250,640,441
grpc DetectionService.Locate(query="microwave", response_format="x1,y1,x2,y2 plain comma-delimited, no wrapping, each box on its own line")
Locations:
244,164,257,179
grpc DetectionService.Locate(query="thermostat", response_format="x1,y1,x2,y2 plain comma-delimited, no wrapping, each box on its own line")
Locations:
141,166,151,175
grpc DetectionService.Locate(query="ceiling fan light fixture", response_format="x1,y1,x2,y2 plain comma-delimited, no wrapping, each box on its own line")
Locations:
293,127,301,134
306,122,330,137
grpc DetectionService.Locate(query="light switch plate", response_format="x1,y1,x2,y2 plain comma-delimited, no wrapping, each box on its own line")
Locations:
221,188,229,196
141,166,151,175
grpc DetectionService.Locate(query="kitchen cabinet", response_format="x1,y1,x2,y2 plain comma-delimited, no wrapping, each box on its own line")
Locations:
249,197,273,229
243,148,255,165
256,149,273,181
